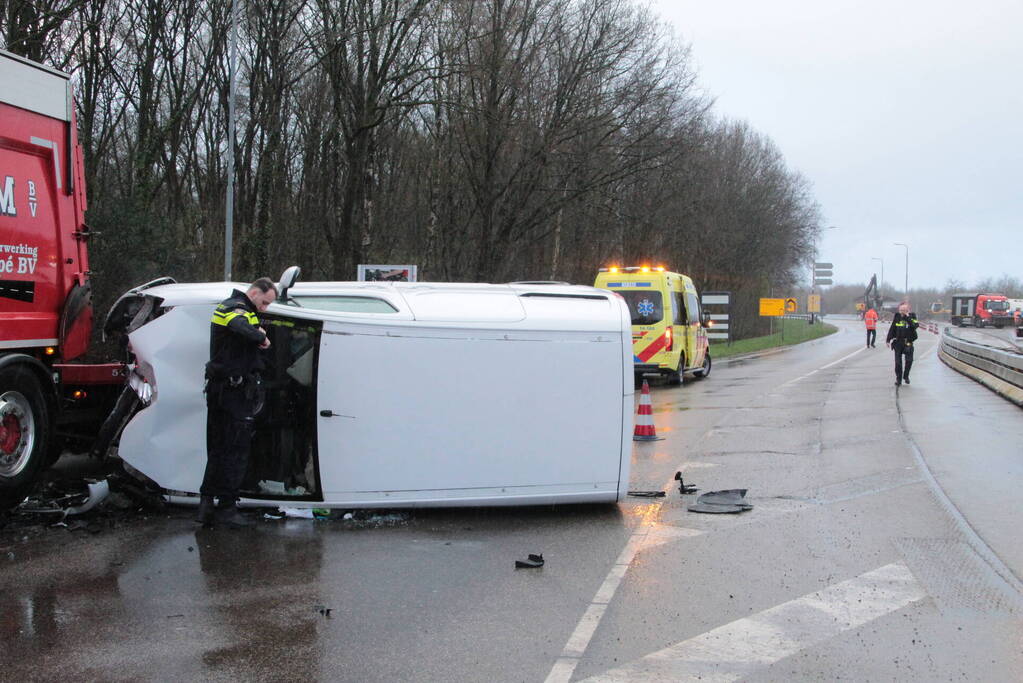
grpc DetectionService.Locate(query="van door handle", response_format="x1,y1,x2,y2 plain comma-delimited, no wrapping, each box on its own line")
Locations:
320,410,355,419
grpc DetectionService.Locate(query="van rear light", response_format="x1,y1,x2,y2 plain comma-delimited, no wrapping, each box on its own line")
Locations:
664,326,673,351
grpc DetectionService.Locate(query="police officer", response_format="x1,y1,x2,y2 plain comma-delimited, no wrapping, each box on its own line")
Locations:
886,302,918,386
197,277,277,527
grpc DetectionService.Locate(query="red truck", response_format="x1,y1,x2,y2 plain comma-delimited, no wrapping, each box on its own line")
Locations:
949,292,1013,328
1,50,126,506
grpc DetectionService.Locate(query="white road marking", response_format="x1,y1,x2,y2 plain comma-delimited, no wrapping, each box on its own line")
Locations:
581,562,926,682
545,488,703,683
781,346,866,386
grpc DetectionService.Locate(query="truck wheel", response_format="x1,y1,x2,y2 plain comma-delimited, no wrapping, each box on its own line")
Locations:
694,353,712,378
0,366,51,508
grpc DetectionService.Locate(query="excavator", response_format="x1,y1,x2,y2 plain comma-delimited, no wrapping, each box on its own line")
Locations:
858,274,884,318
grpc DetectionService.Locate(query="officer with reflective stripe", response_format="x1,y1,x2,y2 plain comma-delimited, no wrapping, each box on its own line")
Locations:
885,302,918,386
198,277,277,527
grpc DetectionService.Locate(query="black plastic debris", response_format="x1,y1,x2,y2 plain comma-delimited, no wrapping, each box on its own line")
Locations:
314,605,333,618
627,490,666,498
515,553,544,569
674,471,698,495
687,489,753,514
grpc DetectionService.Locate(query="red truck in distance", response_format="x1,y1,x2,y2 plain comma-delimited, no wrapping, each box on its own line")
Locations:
1,49,125,506
949,293,1012,328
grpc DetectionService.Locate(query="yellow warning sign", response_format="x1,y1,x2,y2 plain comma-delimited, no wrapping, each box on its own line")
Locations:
759,298,785,316
785,297,798,313
808,294,821,313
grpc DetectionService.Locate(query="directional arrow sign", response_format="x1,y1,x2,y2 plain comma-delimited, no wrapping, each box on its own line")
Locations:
814,278,833,286
814,262,832,269
813,269,833,277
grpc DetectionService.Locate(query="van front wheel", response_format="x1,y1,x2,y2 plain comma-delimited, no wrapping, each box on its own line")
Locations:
694,353,711,378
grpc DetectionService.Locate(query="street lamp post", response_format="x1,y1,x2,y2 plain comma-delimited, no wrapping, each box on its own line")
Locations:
893,242,908,304
224,0,239,281
871,257,884,294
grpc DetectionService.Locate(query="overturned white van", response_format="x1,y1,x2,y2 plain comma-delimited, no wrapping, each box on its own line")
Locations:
109,274,635,508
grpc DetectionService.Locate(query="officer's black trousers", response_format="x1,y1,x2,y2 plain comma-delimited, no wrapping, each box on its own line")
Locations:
201,381,256,502
866,329,876,346
893,342,914,381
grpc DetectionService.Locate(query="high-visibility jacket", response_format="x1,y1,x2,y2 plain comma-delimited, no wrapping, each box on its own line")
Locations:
864,309,878,330
206,289,267,380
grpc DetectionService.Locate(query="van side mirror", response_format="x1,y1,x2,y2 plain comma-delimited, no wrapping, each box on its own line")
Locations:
277,265,301,302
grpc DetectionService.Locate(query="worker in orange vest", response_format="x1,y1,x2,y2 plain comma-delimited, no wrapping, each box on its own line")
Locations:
864,307,878,348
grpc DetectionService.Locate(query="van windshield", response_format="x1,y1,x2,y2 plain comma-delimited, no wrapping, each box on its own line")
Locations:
617,290,663,325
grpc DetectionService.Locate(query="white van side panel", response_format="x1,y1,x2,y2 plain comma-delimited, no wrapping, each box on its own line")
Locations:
316,322,626,503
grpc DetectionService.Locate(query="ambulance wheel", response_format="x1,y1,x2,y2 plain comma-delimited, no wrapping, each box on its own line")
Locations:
694,353,711,378
666,356,686,386
0,366,51,509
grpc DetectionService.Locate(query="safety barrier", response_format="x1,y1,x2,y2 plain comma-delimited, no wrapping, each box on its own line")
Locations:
940,328,1023,390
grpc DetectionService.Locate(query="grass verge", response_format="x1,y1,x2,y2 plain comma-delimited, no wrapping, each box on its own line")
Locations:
711,318,838,359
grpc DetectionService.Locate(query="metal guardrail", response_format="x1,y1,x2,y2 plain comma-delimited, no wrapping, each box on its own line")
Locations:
940,327,1023,389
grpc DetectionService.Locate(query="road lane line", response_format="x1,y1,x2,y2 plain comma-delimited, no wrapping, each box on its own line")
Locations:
546,494,703,682
780,345,866,387
581,563,926,682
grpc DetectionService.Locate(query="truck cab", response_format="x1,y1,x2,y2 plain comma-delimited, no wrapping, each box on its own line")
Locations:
950,292,1012,328
594,266,710,385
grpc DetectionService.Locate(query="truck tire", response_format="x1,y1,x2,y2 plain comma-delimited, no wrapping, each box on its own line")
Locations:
693,353,712,378
0,365,51,508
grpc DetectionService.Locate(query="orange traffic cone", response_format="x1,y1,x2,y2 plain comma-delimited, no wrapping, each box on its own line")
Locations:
633,380,663,441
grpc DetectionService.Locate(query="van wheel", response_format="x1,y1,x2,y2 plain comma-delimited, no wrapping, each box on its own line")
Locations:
694,353,711,378
0,366,51,509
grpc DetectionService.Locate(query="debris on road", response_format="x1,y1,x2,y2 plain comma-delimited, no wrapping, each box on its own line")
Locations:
687,489,753,514
314,605,333,618
674,471,698,495
515,553,544,569
628,490,666,498
64,480,110,516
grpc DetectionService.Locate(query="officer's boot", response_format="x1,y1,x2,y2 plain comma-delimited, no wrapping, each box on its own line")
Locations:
196,495,215,526
218,505,254,528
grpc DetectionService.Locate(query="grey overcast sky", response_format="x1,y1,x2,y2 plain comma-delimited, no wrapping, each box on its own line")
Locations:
650,0,1022,290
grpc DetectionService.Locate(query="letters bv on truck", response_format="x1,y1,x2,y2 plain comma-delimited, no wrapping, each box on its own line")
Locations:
104,276,635,508
0,49,128,506
594,266,712,385
949,292,1013,328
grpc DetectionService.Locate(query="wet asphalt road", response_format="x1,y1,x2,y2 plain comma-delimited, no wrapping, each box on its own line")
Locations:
2,317,1021,681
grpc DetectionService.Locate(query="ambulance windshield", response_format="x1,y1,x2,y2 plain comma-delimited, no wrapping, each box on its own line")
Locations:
617,291,663,325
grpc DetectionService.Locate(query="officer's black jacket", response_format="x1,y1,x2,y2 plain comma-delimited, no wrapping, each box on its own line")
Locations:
886,313,918,345
206,289,267,379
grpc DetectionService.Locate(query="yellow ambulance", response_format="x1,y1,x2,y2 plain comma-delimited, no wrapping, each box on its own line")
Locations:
594,266,711,385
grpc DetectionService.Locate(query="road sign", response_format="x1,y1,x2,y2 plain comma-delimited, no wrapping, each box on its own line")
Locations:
856,302,865,311
813,262,833,287
785,297,798,313
759,298,785,316
808,294,821,313
702,291,731,343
